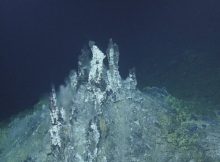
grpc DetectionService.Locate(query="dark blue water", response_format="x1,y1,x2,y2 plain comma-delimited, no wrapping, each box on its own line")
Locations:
1,0,220,121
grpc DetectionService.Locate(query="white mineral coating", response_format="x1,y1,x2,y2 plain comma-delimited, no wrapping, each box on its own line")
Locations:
0,40,220,162
49,124,61,148
88,122,100,161
78,48,91,81
49,87,62,149
60,107,66,121
124,68,137,90
87,43,107,106
69,70,78,89
88,44,106,84
90,122,100,144
106,39,121,92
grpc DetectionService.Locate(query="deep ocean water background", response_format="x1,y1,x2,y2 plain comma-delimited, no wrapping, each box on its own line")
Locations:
1,0,220,121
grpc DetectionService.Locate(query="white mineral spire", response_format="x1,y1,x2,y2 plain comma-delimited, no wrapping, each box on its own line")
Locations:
106,39,121,92
88,41,106,84
125,68,137,90
78,47,90,83
49,86,59,125
49,86,67,162
88,41,107,106
49,86,62,148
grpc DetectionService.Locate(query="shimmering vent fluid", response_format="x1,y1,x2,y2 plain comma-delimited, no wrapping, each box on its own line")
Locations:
0,40,220,162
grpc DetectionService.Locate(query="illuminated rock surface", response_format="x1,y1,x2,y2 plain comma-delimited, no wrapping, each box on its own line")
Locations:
0,41,220,162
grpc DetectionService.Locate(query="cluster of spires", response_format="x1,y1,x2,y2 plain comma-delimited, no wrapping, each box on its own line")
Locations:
48,40,137,159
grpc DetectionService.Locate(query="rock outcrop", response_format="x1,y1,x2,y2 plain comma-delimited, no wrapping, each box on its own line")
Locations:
0,40,220,162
